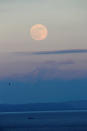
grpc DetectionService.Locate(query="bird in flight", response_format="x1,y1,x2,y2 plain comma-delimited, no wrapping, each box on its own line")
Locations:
8,82,11,86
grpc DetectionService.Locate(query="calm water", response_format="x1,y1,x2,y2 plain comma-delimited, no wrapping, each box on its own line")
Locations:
0,110,87,131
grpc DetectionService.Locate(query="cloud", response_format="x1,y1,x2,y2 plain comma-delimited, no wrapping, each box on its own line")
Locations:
43,60,75,65
3,58,86,81
0,49,87,81
14,49,87,56
33,49,87,55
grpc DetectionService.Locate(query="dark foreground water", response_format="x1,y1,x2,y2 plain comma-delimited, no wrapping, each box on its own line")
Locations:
0,110,87,131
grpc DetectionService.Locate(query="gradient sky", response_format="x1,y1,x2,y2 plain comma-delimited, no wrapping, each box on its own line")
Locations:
0,0,87,104
0,0,87,52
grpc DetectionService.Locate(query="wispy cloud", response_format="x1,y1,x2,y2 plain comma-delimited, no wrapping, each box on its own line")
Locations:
0,49,87,80
33,49,87,55
14,49,87,56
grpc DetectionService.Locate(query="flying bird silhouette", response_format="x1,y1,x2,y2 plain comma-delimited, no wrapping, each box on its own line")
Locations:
8,82,11,86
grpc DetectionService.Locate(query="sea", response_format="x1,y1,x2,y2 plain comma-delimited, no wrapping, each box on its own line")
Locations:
0,110,87,131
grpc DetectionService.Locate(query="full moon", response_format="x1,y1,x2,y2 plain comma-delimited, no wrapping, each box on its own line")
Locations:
30,24,48,40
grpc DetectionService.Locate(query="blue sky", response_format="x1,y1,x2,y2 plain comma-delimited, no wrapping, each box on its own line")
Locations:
0,0,87,104
0,51,87,104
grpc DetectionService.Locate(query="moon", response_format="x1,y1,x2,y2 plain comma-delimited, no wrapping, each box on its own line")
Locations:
30,24,48,40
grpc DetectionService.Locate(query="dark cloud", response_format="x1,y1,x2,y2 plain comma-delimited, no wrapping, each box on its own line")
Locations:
33,49,87,55
13,49,87,56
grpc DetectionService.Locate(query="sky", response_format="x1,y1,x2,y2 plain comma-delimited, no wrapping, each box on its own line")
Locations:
0,0,87,104
0,0,87,52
